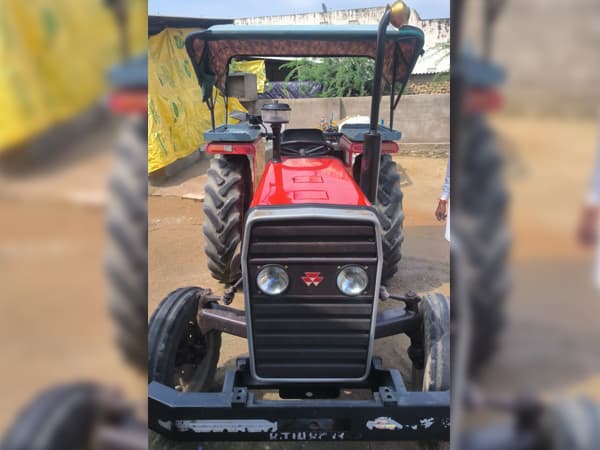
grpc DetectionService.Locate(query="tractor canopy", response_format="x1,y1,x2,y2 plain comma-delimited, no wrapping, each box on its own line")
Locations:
185,24,425,102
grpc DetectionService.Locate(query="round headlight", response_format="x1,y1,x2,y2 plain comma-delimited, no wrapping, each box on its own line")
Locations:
257,265,289,296
336,265,368,296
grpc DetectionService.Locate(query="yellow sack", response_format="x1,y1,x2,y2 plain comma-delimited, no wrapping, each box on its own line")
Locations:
0,0,146,151
230,59,266,94
148,28,246,173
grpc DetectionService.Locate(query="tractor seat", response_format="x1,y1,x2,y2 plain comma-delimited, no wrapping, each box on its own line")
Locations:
281,128,330,157
282,128,326,143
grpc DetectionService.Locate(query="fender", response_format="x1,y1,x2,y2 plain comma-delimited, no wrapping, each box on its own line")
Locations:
205,139,259,156
339,135,399,169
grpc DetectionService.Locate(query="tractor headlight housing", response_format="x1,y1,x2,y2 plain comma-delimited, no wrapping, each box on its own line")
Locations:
257,265,289,296
336,265,368,296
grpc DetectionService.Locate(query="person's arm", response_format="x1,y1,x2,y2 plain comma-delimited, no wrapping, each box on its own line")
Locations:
436,158,450,221
577,133,600,246
588,144,600,206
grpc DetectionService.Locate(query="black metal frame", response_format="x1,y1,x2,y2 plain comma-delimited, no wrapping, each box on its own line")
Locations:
149,356,449,442
150,289,448,442
196,289,423,342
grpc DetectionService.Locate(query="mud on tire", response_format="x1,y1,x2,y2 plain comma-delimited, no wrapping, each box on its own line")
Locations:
203,156,251,285
420,293,451,392
148,287,221,392
106,117,147,373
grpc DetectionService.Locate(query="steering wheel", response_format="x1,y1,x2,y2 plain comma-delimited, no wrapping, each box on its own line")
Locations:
280,140,335,157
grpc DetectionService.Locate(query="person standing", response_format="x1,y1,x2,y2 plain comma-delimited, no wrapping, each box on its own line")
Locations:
435,157,450,242
577,125,600,287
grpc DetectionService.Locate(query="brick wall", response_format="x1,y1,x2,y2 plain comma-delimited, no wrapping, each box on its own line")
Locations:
405,74,450,95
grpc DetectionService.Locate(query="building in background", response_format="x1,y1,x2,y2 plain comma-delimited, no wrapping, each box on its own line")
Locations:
235,7,450,95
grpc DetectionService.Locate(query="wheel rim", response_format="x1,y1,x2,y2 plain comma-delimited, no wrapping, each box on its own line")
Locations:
172,320,209,390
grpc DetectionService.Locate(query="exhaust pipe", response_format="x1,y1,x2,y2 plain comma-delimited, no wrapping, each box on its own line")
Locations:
359,7,391,204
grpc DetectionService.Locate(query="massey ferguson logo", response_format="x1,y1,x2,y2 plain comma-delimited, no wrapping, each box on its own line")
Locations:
302,272,323,287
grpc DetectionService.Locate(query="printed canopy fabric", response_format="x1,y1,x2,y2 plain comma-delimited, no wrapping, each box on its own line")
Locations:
185,25,424,101
148,28,246,173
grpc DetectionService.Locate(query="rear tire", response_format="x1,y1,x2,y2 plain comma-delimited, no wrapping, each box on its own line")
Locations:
457,116,510,376
354,154,404,283
106,117,147,373
203,156,251,285
148,287,221,392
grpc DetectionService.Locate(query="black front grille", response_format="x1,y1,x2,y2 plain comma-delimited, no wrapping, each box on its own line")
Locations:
247,218,378,380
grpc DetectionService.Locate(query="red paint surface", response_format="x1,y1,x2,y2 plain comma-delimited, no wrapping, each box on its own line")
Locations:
465,88,503,113
302,272,324,287
108,90,147,114
205,141,258,155
250,157,371,207
339,136,400,170
339,136,399,162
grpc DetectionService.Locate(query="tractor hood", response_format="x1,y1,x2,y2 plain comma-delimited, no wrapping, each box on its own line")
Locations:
250,157,371,208
185,24,424,102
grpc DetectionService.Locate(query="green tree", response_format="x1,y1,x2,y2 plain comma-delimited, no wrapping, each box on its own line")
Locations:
280,57,374,97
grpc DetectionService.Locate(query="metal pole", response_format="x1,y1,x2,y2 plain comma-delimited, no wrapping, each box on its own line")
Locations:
359,8,391,204
368,9,391,132
271,123,282,163
389,47,398,128
450,2,465,450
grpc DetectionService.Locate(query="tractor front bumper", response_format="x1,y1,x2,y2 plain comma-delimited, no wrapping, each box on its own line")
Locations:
149,357,450,442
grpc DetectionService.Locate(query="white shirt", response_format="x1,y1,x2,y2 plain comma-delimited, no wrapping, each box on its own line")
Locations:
441,157,450,242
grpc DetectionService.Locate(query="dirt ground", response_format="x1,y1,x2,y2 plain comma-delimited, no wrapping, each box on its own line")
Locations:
472,116,600,397
459,115,600,434
148,114,600,447
147,153,449,450
0,120,145,437
1,114,599,447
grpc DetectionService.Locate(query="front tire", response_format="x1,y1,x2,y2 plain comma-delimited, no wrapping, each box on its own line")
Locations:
541,398,600,450
203,156,251,285
148,287,221,392
0,383,101,450
420,293,451,392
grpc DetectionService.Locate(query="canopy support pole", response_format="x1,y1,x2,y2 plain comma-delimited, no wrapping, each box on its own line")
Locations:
223,95,229,129
389,46,398,128
360,6,392,204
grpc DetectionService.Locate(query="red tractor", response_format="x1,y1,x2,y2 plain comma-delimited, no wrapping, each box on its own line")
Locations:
149,1,450,444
